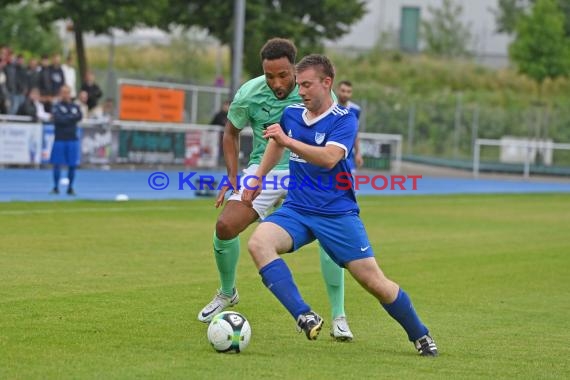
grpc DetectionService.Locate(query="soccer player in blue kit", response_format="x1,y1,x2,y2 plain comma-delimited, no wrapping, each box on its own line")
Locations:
242,54,438,356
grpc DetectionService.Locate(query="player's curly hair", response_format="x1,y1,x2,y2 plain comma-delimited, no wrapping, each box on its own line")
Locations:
260,38,297,64
296,54,335,80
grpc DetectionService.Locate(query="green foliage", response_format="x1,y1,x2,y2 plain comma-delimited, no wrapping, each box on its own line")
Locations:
421,0,473,58
509,0,570,86
163,0,366,76
0,2,61,56
37,0,169,34
494,0,570,37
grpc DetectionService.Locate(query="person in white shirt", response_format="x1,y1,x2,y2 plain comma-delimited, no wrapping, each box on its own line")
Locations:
61,54,77,99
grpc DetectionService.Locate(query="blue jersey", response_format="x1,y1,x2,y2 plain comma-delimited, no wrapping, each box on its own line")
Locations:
345,101,361,171
279,102,358,216
53,101,82,141
346,101,361,121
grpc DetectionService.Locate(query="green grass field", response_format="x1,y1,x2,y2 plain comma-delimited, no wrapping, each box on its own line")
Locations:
1,194,569,379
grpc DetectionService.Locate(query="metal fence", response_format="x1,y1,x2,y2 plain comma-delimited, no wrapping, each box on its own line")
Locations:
358,94,570,174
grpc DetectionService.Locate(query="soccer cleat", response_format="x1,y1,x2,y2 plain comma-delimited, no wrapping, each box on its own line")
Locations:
296,311,324,340
414,335,438,357
50,187,59,195
197,289,239,323
330,316,354,342
67,188,76,196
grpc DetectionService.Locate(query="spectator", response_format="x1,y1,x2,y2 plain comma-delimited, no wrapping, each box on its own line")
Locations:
0,60,8,114
61,54,77,98
49,53,65,97
91,97,115,123
210,100,230,126
4,53,25,114
80,71,103,111
75,90,89,121
38,55,53,111
17,87,51,122
27,58,41,91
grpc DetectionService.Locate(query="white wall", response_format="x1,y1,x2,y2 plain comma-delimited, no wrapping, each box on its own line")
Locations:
329,0,513,56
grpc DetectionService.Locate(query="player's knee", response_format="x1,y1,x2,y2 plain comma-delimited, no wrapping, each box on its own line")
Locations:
247,233,263,257
215,217,238,240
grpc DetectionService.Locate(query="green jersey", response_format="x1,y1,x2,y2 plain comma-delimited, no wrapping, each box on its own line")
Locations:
227,75,301,170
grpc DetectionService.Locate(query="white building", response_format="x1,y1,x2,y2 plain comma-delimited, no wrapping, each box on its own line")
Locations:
328,0,513,67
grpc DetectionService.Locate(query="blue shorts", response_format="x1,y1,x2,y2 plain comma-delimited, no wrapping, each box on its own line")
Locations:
50,140,80,166
263,206,375,267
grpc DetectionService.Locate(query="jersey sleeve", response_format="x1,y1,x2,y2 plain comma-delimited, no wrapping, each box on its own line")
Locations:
325,113,357,159
226,86,250,130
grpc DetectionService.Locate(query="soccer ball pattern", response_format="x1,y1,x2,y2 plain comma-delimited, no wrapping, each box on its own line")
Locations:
207,311,251,353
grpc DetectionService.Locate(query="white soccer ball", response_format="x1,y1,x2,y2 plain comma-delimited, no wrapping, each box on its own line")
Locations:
59,178,70,186
115,194,129,202
207,311,251,353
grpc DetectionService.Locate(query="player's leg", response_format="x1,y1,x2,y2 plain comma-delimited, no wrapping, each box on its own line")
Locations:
319,246,353,341
49,141,64,194
198,167,287,322
248,208,323,340
51,164,61,194
66,140,80,195
197,200,258,323
314,214,437,356
346,258,437,356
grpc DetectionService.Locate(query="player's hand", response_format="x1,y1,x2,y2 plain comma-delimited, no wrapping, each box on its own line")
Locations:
241,177,262,208
355,153,364,168
215,176,238,208
263,124,289,147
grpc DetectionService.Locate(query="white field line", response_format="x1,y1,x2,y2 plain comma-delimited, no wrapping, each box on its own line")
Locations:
0,205,196,216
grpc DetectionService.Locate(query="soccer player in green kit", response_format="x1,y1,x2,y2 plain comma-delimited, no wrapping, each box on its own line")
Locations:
197,38,354,341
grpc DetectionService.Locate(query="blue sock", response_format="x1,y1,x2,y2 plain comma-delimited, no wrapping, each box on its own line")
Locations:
259,258,311,320
382,288,429,341
68,166,76,188
53,165,61,189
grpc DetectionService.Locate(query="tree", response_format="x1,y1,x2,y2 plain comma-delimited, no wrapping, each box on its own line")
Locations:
162,0,366,76
509,0,570,89
0,2,61,56
36,0,170,84
1,0,365,82
421,0,473,58
493,0,570,37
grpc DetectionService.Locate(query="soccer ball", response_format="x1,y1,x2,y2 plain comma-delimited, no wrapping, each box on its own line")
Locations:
207,311,251,353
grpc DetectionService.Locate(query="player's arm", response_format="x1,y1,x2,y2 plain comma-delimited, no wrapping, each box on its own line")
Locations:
241,136,285,207
222,120,240,180
52,104,71,125
263,124,344,169
215,120,241,208
263,115,355,169
287,139,344,169
354,134,364,168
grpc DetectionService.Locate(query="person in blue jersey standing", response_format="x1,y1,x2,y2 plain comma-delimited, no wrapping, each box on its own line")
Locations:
242,54,438,356
50,85,82,195
336,80,363,172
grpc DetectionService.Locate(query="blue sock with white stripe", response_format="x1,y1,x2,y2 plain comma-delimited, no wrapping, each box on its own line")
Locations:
259,258,310,319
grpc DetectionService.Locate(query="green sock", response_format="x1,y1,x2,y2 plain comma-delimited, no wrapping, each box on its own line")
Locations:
319,245,345,319
213,232,240,296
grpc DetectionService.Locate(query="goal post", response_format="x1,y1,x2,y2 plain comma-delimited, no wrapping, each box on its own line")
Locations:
473,138,570,179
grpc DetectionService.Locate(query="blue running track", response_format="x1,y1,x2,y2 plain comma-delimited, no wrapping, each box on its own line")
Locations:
1,169,570,202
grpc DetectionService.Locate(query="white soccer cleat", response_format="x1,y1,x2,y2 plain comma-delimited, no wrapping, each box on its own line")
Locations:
197,289,239,323
330,316,354,342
